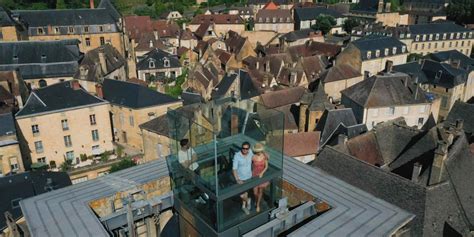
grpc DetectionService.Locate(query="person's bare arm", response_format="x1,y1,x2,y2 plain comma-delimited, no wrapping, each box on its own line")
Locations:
233,169,242,184
259,153,269,178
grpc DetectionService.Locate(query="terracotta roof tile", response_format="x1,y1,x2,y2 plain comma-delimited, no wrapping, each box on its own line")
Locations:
283,132,320,157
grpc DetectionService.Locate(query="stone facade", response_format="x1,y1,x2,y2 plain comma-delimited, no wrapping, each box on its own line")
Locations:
0,141,23,176
324,75,364,101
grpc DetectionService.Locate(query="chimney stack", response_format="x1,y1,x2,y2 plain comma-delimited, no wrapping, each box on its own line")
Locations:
71,80,81,90
153,31,158,40
90,0,94,9
149,40,153,48
411,162,422,183
338,134,348,145
429,141,449,185
455,119,464,130
378,0,384,13
385,2,391,12
451,59,461,69
98,48,107,74
95,83,103,98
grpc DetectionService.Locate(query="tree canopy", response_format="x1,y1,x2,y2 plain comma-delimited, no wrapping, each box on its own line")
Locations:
343,18,360,33
447,0,474,24
311,15,336,35
109,158,137,173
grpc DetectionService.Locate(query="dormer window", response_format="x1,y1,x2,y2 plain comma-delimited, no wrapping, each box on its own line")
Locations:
456,33,460,39
450,33,454,39
415,35,420,41
273,17,276,22
392,47,397,54
163,58,170,67
37,28,44,34
375,50,380,57
422,34,426,41
429,34,433,40
68,27,74,33
402,46,406,53
384,48,389,55
469,32,473,38
367,51,372,59
84,26,89,33
13,55,18,62
54,27,60,34
99,26,104,32
443,33,447,40
149,60,155,68
462,32,466,38
435,34,439,40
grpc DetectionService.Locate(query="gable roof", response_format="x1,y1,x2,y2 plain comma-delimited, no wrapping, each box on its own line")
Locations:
190,14,244,25
16,81,106,118
283,131,320,157
408,21,472,35
395,60,468,88
255,9,293,23
0,40,82,80
74,44,126,82
316,108,359,145
102,79,180,109
445,101,474,134
0,112,15,138
427,50,474,72
280,29,321,42
211,73,238,99
260,87,306,109
139,114,168,136
294,7,343,21
341,72,429,108
321,64,361,83
136,48,181,71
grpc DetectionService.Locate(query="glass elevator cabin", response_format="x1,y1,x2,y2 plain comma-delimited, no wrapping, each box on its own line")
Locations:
166,98,285,236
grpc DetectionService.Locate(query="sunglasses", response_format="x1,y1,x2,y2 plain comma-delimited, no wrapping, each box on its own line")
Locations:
241,147,250,150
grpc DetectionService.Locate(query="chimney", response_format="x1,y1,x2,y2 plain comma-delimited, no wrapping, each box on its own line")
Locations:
79,66,87,80
98,48,107,74
149,40,153,48
153,31,158,40
90,0,94,9
385,60,393,73
451,59,461,69
385,2,391,12
40,54,47,63
182,23,186,31
404,77,408,87
95,83,103,98
338,134,348,145
429,141,449,185
71,80,81,90
256,61,260,70
298,102,308,132
231,114,239,135
455,119,463,130
266,60,270,72
411,162,422,183
378,0,384,13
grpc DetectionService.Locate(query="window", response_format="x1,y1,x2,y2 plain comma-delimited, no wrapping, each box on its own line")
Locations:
99,26,104,32
455,41,458,47
441,42,445,48
415,44,418,50
100,37,105,45
92,129,99,141
402,46,406,53
66,151,74,160
384,48,389,55
442,33,446,40
421,43,425,50
119,113,124,125
392,47,397,54
461,41,464,47
92,145,100,151
428,43,431,49
434,42,437,49
90,114,96,125
64,135,72,147
418,117,424,126
85,38,91,46
429,34,433,40
435,34,439,40
456,33,460,39
422,35,426,41
449,42,452,47
367,51,371,59
72,176,88,184
35,141,44,153
10,157,19,171
32,125,39,136
37,157,46,163
84,26,89,33
129,116,134,126
149,60,155,68
415,35,420,41
11,198,22,209
54,27,60,34
387,107,395,115
164,58,170,67
37,28,44,34
68,26,74,33
61,119,69,131
450,33,454,39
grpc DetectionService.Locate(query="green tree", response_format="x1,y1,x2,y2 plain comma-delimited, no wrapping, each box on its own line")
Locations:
343,18,360,33
109,159,137,173
56,0,67,9
446,0,474,24
390,0,400,12
311,15,336,35
60,158,73,171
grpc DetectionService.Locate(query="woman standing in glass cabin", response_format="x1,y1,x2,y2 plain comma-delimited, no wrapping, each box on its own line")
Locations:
252,143,269,212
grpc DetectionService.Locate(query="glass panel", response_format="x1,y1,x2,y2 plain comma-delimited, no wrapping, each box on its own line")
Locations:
166,98,284,232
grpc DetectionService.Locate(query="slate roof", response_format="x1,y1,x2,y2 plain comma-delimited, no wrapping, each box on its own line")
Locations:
190,14,244,25
351,35,407,60
0,40,82,80
139,114,168,136
294,7,343,21
16,81,106,118
136,48,181,71
408,21,472,36
427,50,474,72
0,112,15,137
279,29,320,42
0,171,71,231
247,0,291,5
341,72,429,108
13,8,117,28
316,108,359,145
255,9,293,23
321,64,361,83
211,73,238,99
74,44,126,82
102,79,180,109
224,30,247,55
239,70,262,100
445,101,474,134
394,60,468,88
0,7,17,26
288,41,341,58
181,90,204,105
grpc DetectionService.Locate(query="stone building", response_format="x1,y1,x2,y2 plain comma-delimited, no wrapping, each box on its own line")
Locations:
15,80,114,169
188,14,245,37
0,7,27,41
10,0,124,55
0,113,24,176
136,48,182,84
336,35,408,76
101,79,182,151
254,9,294,33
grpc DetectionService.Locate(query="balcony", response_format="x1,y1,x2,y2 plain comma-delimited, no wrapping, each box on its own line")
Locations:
166,98,285,235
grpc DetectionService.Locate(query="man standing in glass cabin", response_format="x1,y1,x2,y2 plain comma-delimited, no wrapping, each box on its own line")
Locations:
233,141,254,215
178,139,198,171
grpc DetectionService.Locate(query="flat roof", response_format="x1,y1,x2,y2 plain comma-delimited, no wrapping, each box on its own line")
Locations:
21,157,414,237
